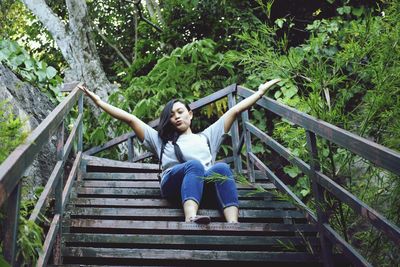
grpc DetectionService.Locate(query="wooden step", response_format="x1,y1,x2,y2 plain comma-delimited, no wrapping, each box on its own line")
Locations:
75,187,277,199
77,180,276,190
59,165,323,266
67,207,307,223
62,233,319,250
62,247,321,265
65,219,317,235
83,172,160,180
69,198,297,210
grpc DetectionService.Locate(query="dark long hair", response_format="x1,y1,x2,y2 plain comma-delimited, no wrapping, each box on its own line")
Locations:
157,99,191,163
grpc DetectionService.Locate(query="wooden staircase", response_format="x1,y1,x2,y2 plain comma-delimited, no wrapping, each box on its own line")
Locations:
4,82,397,267
59,155,323,266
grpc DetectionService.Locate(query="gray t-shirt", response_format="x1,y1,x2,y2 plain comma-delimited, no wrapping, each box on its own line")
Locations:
141,114,228,181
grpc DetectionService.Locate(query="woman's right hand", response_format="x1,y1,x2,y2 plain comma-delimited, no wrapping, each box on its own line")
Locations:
78,85,101,104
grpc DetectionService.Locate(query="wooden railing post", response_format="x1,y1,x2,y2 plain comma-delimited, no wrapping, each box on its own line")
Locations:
127,136,134,162
2,182,21,266
227,89,242,173
77,93,83,152
306,131,334,267
53,121,64,264
241,108,255,182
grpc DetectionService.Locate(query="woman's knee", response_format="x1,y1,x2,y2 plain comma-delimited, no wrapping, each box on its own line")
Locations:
184,159,205,173
210,162,232,176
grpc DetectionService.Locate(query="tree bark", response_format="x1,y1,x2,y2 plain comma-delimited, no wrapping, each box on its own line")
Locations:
22,0,117,100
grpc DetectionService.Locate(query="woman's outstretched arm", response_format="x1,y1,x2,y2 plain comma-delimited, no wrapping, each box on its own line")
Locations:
78,85,146,141
223,78,281,133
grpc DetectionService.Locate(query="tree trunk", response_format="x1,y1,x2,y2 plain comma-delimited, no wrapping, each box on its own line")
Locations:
22,0,117,100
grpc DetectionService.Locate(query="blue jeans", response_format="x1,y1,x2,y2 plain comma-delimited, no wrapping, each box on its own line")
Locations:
160,160,239,209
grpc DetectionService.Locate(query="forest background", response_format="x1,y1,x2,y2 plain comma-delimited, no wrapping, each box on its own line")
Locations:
0,0,399,266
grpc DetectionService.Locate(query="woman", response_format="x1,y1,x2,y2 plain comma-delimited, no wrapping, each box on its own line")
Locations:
79,78,280,224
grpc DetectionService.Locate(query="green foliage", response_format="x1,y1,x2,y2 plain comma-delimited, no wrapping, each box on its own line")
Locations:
124,39,233,119
0,185,45,266
88,38,236,154
0,1,65,71
0,101,28,164
0,255,10,267
224,1,400,265
17,186,45,266
0,40,62,103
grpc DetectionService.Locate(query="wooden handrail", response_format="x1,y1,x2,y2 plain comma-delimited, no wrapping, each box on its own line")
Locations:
0,81,84,266
237,86,400,176
237,85,400,266
0,84,82,206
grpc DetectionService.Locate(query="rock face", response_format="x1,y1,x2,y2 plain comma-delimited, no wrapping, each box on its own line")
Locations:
0,64,56,191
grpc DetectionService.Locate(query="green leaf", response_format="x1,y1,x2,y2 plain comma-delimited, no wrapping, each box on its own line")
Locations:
24,59,35,70
352,7,364,17
10,54,25,67
282,86,298,98
36,70,47,82
0,256,11,267
274,90,282,99
46,66,57,79
283,166,301,178
337,6,351,15
36,61,47,70
0,50,8,61
300,188,310,197
275,18,285,29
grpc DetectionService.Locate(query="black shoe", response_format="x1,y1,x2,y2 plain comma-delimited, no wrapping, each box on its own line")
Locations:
189,215,211,224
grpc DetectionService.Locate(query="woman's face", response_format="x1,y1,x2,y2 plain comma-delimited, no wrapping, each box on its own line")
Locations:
170,102,193,133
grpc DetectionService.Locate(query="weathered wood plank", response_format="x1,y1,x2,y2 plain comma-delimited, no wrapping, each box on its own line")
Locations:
78,180,275,190
63,113,83,159
69,207,306,219
70,198,296,209
189,84,236,111
62,152,82,210
242,109,255,182
75,187,276,198
29,161,64,223
37,214,61,267
131,151,154,162
66,219,317,234
0,86,82,206
63,233,319,247
306,131,333,266
62,247,319,262
84,132,137,156
323,223,371,267
127,136,134,161
247,121,400,245
245,121,311,175
84,172,159,180
2,183,21,265
228,91,242,173
238,86,400,176
83,170,268,181
249,152,317,223
84,155,159,172
315,169,400,246
60,81,81,92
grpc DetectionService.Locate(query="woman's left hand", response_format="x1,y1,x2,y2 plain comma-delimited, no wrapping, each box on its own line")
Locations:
258,78,281,95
